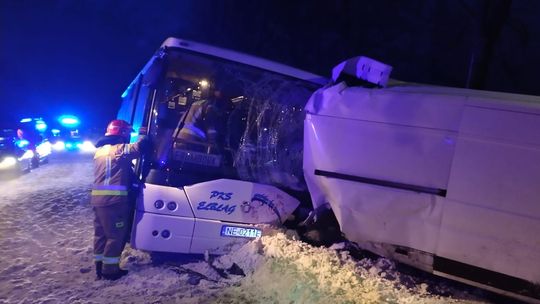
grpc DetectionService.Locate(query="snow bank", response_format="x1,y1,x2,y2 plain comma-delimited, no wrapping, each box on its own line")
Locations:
204,231,483,304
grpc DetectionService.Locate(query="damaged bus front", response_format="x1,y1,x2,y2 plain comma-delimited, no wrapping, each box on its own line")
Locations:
118,38,325,255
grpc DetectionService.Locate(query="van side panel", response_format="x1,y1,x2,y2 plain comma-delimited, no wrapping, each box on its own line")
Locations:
437,199,540,283
304,114,457,190
439,105,540,282
304,113,451,253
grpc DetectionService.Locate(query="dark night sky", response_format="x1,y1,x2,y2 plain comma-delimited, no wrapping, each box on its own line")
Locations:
1,0,540,131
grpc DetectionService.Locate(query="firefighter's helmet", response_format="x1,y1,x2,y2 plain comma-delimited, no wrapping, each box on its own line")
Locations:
105,119,133,139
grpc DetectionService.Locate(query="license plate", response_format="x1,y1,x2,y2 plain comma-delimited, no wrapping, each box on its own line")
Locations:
220,225,262,238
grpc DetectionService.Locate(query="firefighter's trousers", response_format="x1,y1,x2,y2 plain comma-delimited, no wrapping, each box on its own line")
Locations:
93,203,132,275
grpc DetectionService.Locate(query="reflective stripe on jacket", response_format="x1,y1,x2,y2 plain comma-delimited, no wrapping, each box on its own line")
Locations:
91,184,129,196
90,135,147,207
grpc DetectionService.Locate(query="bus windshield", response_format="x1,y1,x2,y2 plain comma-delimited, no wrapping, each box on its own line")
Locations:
121,46,322,191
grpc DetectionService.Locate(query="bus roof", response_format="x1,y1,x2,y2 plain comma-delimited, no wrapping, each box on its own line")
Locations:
160,37,328,86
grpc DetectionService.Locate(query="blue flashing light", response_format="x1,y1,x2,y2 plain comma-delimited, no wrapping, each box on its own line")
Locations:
20,118,32,123
62,118,78,125
58,115,80,127
51,129,61,136
35,121,47,131
16,139,29,148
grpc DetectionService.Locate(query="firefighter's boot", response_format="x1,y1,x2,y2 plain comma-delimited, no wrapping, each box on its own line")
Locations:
95,261,103,280
102,269,128,281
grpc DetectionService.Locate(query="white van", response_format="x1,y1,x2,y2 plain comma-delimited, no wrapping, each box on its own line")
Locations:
304,68,540,303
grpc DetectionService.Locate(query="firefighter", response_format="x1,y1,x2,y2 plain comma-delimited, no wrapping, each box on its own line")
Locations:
177,88,230,153
91,119,150,280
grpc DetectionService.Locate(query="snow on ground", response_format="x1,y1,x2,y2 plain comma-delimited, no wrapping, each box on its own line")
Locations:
0,152,501,303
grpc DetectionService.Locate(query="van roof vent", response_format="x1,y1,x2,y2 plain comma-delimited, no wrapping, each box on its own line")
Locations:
332,56,392,88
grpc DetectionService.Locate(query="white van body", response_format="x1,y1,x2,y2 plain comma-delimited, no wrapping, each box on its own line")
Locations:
303,81,540,302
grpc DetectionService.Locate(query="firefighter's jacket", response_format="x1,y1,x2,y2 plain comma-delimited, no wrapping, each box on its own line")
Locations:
90,135,149,207
179,99,218,143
